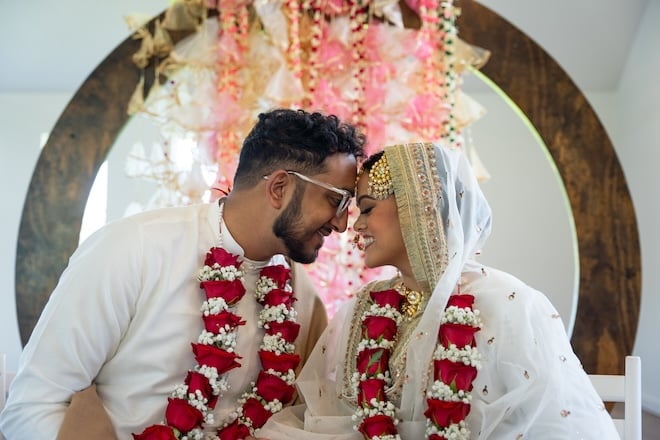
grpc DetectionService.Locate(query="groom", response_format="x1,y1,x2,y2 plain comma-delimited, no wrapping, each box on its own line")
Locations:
0,108,365,439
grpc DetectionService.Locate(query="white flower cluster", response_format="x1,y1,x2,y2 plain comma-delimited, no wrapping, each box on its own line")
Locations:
262,333,295,354
441,305,481,327
255,275,279,301
201,297,230,315
433,344,481,368
263,398,284,414
198,328,238,351
197,365,228,395
427,381,472,404
350,370,393,390
198,263,243,282
181,428,205,440
258,303,297,327
357,336,396,351
353,399,398,421
264,368,296,385
425,419,470,440
363,303,403,322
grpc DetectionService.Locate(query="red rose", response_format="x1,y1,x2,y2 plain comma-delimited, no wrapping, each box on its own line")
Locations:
259,265,291,288
433,359,478,392
370,289,405,310
438,323,479,348
356,347,390,376
192,343,242,374
205,247,242,268
357,378,386,406
262,288,296,308
242,397,272,429
132,424,177,440
200,280,246,305
217,419,251,440
164,398,204,433
359,414,397,438
255,371,295,403
203,310,246,333
424,398,471,428
361,315,398,341
185,371,217,409
265,320,301,343
447,294,475,309
429,434,447,440
259,350,301,373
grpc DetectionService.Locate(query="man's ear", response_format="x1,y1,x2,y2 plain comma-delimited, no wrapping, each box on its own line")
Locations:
264,170,290,209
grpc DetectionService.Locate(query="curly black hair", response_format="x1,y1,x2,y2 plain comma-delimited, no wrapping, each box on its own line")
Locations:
233,109,366,188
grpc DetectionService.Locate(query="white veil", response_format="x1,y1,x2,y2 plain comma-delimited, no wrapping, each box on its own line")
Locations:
385,142,492,423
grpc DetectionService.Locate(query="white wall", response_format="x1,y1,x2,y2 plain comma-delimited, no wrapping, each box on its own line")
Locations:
1,0,658,416
614,0,660,413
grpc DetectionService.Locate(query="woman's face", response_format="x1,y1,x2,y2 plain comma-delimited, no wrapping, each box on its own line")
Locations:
353,172,410,272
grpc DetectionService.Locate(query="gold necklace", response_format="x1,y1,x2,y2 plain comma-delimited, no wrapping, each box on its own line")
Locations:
396,282,425,318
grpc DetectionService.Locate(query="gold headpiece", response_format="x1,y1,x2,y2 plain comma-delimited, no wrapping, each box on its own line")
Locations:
360,154,393,200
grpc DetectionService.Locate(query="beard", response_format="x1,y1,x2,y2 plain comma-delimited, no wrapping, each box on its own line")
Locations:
273,187,319,264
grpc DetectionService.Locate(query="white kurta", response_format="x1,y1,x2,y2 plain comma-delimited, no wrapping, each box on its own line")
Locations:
0,202,324,439
259,262,620,439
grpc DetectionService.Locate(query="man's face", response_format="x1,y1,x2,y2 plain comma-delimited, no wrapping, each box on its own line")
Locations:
273,153,358,263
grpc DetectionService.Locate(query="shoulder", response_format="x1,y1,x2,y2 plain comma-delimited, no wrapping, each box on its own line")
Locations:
464,265,560,324
91,203,210,238
464,264,573,366
87,203,213,247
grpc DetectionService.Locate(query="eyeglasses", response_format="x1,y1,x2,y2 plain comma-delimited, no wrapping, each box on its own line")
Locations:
286,170,352,217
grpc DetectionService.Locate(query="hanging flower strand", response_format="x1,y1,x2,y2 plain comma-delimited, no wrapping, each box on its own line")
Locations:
348,0,371,130
439,0,461,148
303,0,324,107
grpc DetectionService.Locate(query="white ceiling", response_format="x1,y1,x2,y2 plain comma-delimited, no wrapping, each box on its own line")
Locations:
0,0,650,93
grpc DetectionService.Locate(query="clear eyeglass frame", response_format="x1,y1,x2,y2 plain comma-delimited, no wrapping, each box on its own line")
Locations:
286,170,352,217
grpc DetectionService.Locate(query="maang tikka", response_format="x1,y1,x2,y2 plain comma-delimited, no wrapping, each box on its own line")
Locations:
359,153,394,200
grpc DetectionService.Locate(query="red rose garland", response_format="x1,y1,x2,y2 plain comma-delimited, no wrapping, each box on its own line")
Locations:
352,289,481,440
134,247,301,440
352,289,405,439
425,294,481,439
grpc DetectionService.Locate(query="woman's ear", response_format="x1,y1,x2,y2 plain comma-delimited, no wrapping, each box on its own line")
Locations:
264,170,290,209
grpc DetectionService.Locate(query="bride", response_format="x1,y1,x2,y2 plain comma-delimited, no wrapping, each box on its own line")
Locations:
258,142,618,439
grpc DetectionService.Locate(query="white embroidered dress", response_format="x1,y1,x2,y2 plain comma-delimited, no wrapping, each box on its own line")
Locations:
259,143,619,439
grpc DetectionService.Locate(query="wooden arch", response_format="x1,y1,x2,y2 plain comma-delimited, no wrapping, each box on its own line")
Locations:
15,1,640,374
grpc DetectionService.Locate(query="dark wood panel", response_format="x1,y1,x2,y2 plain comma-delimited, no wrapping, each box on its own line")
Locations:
15,35,142,345
15,1,640,375
456,1,641,374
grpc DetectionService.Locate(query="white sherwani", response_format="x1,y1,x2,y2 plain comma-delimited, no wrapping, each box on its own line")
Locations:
0,202,325,439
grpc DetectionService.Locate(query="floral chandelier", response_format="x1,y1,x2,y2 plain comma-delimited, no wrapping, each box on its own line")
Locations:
123,0,488,316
